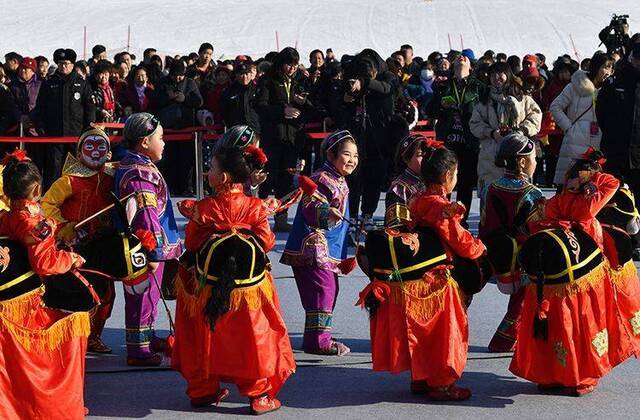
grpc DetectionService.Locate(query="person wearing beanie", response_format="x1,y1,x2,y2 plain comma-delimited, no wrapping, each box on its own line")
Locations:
461,48,476,63
31,47,95,189
220,63,260,133
149,59,203,196
42,126,117,354
8,57,42,128
478,132,543,352
113,112,183,366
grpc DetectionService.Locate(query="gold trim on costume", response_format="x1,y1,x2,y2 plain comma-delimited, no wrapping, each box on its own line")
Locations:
553,341,568,367
592,329,608,357
630,311,640,336
0,271,36,292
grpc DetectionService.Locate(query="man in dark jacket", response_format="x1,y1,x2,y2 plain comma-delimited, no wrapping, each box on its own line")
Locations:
150,60,203,196
9,57,42,117
341,50,400,226
31,48,96,188
256,47,314,231
219,63,260,132
426,55,483,225
0,83,19,140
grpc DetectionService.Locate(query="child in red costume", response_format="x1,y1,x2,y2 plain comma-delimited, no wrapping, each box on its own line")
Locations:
172,145,295,415
42,126,116,353
362,143,485,402
511,148,637,396
0,151,88,419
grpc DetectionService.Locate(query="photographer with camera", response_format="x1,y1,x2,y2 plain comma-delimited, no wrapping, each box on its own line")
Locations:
599,14,631,56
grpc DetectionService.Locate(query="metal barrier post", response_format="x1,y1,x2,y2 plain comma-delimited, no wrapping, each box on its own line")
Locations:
19,122,25,150
194,130,204,199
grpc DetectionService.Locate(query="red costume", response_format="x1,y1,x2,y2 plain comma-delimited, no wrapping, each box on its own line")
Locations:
0,200,89,420
172,186,295,402
511,172,639,391
42,151,116,351
363,184,485,392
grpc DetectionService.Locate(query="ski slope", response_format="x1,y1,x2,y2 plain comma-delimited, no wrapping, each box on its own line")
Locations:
1,0,638,65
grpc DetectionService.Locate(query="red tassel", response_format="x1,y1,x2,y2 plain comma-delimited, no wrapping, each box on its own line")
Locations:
1,148,29,165
355,280,391,307
426,139,446,149
298,175,318,196
244,145,268,165
135,229,157,251
337,257,357,275
536,299,550,320
177,199,197,218
165,334,175,357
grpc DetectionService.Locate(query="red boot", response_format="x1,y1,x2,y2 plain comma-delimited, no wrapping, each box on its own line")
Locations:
250,395,281,415
427,385,472,401
190,388,230,407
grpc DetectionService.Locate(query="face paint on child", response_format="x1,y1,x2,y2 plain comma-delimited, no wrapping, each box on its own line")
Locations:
80,135,110,169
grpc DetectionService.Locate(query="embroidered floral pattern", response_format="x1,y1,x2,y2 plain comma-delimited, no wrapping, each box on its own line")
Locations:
553,341,568,367
630,311,640,336
592,329,608,357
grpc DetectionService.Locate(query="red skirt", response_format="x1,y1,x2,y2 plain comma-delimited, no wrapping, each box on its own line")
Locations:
366,268,468,387
510,263,614,387
172,268,295,398
0,288,89,420
606,261,640,364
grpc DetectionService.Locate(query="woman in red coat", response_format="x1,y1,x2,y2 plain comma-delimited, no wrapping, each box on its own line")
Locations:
361,143,485,401
172,145,294,415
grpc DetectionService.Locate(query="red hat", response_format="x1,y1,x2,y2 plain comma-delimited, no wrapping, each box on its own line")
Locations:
523,54,538,65
521,66,540,79
19,57,37,72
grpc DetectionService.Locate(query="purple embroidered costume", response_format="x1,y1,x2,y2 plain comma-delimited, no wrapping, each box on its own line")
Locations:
281,162,349,352
384,168,425,228
114,150,183,359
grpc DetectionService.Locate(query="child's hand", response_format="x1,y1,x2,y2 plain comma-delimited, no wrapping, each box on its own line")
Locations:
250,169,268,187
442,201,466,219
71,253,86,269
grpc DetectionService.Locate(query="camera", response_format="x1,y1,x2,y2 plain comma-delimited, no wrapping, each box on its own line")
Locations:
600,13,631,54
611,14,629,32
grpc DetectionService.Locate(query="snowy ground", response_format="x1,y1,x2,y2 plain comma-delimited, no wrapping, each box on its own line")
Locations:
2,0,638,66
83,192,640,419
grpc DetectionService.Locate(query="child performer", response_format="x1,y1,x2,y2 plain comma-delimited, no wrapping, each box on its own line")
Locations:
510,148,632,396
172,145,295,415
42,126,116,353
281,130,358,356
0,151,88,419
385,133,426,228
478,132,543,352
113,113,183,366
404,144,485,400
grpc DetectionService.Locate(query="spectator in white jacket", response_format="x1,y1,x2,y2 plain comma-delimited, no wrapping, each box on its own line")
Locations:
550,51,614,188
470,62,542,195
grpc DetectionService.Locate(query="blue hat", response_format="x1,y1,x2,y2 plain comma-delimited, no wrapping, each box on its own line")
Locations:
461,49,476,61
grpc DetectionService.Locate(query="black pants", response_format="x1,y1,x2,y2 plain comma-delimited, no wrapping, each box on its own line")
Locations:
448,143,478,221
160,141,195,195
259,138,297,200
347,156,388,219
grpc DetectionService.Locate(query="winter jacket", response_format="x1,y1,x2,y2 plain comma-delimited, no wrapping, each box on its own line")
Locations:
118,82,154,113
8,75,41,115
219,81,260,133
470,91,541,193
427,76,483,150
203,82,229,124
90,79,120,122
255,71,313,146
150,75,203,129
550,70,601,184
596,61,640,173
31,71,96,136
0,84,19,135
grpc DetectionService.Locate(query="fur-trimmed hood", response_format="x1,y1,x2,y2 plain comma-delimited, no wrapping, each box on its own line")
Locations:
570,70,596,97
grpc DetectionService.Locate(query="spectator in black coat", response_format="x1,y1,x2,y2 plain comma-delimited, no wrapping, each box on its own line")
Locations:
31,48,96,188
219,63,260,132
256,47,314,231
0,82,19,141
150,59,203,196
597,43,640,193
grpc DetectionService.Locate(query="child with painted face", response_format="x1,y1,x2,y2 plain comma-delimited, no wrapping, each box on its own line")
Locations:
173,144,294,415
281,130,359,356
42,126,116,354
0,150,89,420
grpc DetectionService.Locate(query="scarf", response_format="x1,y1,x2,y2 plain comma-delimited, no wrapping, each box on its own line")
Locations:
100,81,115,112
490,85,518,128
